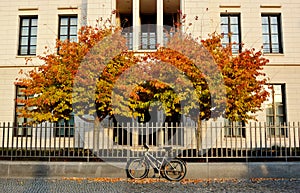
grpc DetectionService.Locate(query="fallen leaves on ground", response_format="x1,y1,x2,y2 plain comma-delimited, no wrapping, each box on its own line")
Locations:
250,178,287,183
62,177,242,184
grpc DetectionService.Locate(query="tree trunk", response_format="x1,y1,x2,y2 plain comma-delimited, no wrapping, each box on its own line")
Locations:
196,115,202,155
93,117,100,155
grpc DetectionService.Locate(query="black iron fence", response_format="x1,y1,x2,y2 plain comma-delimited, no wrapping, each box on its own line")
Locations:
0,121,299,162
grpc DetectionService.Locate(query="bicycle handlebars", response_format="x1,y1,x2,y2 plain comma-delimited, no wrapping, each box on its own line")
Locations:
143,143,172,152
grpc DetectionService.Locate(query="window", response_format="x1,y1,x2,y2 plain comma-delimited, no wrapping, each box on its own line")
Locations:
265,84,287,137
116,0,180,50
141,15,157,50
120,14,133,50
221,14,241,54
14,86,32,136
18,16,38,55
55,114,75,137
58,15,78,42
261,14,283,54
224,120,246,138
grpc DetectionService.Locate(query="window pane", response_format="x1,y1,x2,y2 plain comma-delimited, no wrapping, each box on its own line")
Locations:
266,116,273,124
17,87,25,95
266,107,274,115
60,26,68,35
232,44,239,53
271,25,278,33
221,17,228,24
262,35,270,43
60,36,67,41
149,32,156,49
21,27,29,36
262,25,269,33
30,37,37,45
277,105,284,114
274,85,282,102
231,25,239,33
272,44,279,53
222,35,229,44
20,46,28,55
70,26,77,35
69,36,77,42
22,19,29,26
31,18,38,26
261,16,268,24
21,37,28,45
31,27,37,36
231,35,239,43
29,46,36,54
272,35,279,43
276,116,284,124
270,16,278,24
263,46,270,53
70,17,77,25
230,17,238,24
60,17,69,25
221,25,228,33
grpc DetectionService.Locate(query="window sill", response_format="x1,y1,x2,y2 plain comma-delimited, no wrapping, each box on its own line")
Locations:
16,55,37,59
262,53,284,57
130,49,158,53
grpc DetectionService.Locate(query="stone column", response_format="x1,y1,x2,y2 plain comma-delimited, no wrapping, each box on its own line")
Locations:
132,0,140,50
157,0,164,47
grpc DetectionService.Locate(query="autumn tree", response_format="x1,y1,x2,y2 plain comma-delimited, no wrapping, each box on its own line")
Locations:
147,32,270,123
16,21,138,123
202,33,270,121
16,15,269,135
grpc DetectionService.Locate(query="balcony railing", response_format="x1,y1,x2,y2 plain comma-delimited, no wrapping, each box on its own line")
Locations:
121,32,175,50
0,121,299,161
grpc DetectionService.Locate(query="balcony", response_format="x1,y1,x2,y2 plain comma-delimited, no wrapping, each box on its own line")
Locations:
122,31,175,51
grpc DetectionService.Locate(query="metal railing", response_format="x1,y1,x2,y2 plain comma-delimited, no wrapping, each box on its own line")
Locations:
0,121,299,161
121,31,175,50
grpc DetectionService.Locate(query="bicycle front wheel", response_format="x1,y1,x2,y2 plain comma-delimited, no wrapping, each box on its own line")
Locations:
126,158,149,179
163,159,186,181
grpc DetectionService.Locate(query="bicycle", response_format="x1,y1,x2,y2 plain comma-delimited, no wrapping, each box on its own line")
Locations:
126,143,187,181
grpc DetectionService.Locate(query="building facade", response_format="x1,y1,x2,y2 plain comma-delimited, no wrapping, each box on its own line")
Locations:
0,0,300,150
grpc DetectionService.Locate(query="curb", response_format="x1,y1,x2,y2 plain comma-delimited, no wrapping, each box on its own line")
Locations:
0,161,299,179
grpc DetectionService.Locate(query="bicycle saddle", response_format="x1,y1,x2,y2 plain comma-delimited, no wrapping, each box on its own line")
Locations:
143,143,150,149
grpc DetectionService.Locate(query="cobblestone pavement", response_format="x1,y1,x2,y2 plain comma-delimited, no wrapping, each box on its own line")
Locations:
0,178,299,193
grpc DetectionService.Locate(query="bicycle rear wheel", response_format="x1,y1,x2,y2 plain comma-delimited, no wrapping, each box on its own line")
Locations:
126,158,149,179
163,158,186,181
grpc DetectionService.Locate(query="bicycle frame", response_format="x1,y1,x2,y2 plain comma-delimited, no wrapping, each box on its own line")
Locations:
143,151,168,173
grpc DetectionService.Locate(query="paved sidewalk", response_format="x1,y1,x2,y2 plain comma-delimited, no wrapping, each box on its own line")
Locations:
0,177,299,193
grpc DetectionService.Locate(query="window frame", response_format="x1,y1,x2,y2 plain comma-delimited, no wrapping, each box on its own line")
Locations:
224,120,246,138
265,83,287,137
58,15,78,42
220,13,242,54
14,86,32,137
55,114,75,137
261,13,283,54
18,15,38,56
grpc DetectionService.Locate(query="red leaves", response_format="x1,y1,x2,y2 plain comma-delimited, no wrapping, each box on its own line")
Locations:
201,32,269,121
16,17,270,124
15,23,130,123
